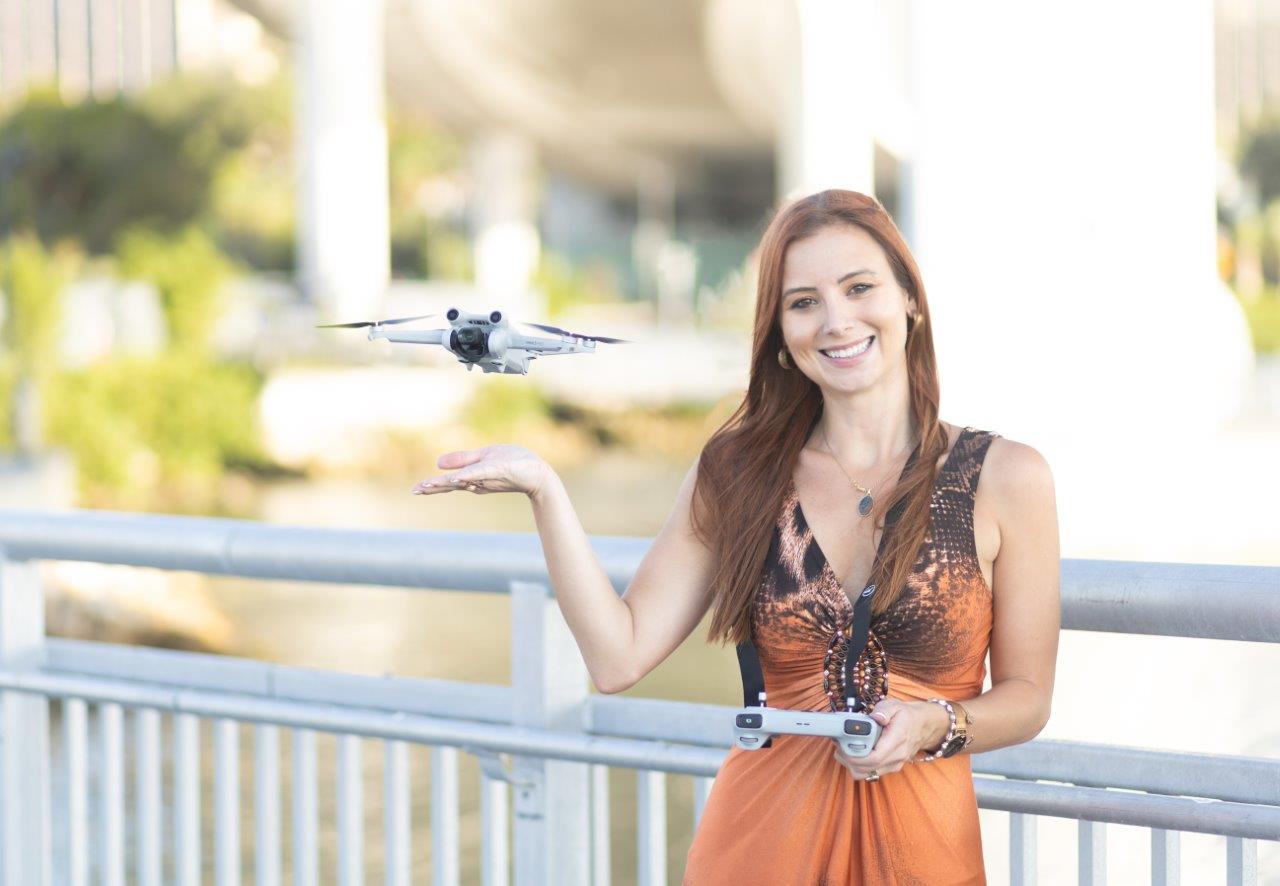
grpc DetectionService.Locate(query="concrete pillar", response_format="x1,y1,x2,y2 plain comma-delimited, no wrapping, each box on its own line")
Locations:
776,0,877,199
55,0,92,99
88,0,122,97
904,0,1251,550
148,0,177,79
294,0,390,321
25,0,58,87
120,0,151,93
0,0,28,100
471,131,542,318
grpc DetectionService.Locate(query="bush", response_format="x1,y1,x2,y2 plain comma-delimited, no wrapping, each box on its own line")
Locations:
1238,289,1280,354
463,379,552,437
115,227,234,353
0,233,72,378
45,354,267,504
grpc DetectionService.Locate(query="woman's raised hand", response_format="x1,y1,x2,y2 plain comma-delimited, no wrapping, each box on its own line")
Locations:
411,444,552,499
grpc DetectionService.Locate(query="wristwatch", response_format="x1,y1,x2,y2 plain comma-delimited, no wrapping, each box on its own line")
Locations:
938,700,972,758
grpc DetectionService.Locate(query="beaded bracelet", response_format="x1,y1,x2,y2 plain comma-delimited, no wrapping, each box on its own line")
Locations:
917,698,956,762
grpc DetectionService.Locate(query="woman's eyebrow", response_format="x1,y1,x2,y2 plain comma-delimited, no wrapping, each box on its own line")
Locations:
782,268,877,298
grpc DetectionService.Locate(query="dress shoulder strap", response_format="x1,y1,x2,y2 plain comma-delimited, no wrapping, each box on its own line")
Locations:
945,426,999,500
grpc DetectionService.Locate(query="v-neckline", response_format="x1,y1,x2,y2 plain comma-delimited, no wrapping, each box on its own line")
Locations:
791,426,970,612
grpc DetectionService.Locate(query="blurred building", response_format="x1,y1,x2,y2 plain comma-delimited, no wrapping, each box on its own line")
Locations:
1216,0,1280,148
0,0,277,100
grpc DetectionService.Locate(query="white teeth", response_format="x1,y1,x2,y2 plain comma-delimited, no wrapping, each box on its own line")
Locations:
823,338,873,359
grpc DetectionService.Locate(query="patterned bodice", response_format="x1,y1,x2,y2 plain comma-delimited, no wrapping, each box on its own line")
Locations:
750,427,999,712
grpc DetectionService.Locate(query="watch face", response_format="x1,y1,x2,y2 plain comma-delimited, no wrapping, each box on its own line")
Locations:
940,736,966,758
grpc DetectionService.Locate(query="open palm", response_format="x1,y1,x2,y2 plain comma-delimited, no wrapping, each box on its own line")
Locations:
411,444,550,498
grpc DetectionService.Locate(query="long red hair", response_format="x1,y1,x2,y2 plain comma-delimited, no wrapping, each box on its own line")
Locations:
692,189,947,646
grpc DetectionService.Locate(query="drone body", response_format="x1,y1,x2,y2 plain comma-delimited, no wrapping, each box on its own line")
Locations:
319,307,625,375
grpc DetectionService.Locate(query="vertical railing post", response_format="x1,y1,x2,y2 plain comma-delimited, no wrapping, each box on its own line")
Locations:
510,580,591,886
0,556,51,886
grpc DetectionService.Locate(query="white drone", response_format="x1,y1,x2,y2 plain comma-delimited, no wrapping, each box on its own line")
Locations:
318,307,627,375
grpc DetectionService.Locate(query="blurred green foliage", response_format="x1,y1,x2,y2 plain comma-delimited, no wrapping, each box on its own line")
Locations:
0,73,466,278
44,353,267,506
534,253,618,318
116,227,234,353
388,108,466,278
463,378,552,437
0,233,74,378
0,91,211,253
1238,288,1280,353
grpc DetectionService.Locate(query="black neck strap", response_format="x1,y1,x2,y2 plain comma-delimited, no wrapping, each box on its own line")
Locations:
736,446,920,711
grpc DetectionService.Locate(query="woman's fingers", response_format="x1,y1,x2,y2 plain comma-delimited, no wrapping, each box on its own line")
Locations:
413,445,544,498
436,449,486,470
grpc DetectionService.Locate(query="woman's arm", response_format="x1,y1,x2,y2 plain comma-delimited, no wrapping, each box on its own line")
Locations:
416,446,718,694
959,439,1061,752
834,439,1061,777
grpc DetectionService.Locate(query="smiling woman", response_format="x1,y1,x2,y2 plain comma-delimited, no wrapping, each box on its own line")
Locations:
414,189,1060,886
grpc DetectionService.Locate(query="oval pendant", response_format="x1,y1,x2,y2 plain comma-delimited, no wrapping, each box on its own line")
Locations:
858,493,873,516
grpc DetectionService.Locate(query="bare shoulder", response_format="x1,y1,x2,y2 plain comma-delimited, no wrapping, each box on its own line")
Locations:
979,434,1057,531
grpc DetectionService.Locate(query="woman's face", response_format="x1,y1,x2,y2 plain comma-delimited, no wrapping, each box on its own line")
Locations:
777,224,916,397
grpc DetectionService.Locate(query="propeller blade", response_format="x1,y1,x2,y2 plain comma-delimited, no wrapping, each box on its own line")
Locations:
316,314,435,329
382,314,437,325
522,321,629,344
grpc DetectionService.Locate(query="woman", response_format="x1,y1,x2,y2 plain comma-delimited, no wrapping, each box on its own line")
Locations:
413,189,1060,885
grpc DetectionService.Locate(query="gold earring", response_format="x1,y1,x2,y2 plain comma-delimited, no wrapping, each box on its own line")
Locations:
777,348,792,369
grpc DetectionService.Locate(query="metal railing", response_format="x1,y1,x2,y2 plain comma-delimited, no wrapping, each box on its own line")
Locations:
0,508,1276,885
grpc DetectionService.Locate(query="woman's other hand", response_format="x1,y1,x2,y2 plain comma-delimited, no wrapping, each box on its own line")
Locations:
831,698,950,779
411,444,552,500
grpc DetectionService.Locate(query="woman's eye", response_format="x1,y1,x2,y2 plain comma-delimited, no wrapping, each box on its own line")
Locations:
848,283,872,296
789,297,815,309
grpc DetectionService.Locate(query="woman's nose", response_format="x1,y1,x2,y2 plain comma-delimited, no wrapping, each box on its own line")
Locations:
821,297,857,336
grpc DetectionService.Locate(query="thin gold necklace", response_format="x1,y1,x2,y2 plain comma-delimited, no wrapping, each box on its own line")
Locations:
819,426,915,517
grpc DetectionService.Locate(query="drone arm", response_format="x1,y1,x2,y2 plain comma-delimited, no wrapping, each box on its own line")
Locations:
509,332,595,355
371,329,446,345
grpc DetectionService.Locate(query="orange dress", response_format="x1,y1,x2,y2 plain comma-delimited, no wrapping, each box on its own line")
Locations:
684,427,998,886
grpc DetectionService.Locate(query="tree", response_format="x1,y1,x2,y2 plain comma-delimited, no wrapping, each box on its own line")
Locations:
0,91,212,253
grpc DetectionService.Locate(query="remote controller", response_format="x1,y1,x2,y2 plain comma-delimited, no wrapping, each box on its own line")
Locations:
732,706,882,757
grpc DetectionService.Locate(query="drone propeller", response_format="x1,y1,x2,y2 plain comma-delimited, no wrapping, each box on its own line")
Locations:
521,321,629,344
316,314,436,329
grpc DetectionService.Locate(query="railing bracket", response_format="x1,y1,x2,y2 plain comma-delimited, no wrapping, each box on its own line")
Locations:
464,746,535,787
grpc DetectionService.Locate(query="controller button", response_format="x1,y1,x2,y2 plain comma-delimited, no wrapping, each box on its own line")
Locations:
736,713,763,728
844,720,872,735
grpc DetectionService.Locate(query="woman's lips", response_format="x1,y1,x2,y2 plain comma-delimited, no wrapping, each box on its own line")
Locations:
820,336,874,366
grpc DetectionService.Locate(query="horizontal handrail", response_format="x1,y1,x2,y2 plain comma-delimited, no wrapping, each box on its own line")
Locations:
0,668,724,776
1,666,1277,841
972,777,1279,841
587,695,1280,808
1,509,1278,641
43,638,515,724
0,508,630,592
44,638,1278,807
